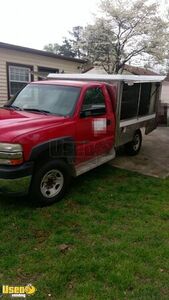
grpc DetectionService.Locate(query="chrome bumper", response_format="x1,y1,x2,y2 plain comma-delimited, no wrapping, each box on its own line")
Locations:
0,175,32,195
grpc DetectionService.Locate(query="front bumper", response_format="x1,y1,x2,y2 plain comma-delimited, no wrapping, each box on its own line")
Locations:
0,162,34,194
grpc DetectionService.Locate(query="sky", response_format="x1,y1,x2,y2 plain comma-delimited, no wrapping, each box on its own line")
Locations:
0,0,99,50
0,0,167,52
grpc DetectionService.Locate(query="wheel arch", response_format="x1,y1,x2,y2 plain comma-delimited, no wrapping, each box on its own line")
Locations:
29,137,76,175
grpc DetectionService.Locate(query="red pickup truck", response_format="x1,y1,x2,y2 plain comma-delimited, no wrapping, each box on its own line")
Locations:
0,74,163,205
0,80,117,205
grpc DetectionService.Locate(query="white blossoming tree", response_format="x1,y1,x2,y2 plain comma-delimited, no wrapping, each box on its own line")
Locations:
81,0,169,73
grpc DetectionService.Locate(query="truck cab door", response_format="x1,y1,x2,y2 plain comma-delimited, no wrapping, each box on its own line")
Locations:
75,85,116,164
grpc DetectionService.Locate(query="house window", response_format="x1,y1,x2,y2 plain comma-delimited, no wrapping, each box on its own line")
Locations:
8,65,32,97
37,66,59,80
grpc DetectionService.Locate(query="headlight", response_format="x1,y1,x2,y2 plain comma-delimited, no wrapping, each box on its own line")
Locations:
0,143,23,165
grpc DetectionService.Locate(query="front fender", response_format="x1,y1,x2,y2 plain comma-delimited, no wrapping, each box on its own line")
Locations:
29,137,76,163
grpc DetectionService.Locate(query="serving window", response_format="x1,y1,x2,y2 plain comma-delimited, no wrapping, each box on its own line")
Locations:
120,82,153,120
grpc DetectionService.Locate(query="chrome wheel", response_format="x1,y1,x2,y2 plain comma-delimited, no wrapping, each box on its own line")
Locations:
133,134,140,151
40,169,64,198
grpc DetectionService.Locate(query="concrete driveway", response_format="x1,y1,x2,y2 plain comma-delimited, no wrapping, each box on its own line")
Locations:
111,127,169,178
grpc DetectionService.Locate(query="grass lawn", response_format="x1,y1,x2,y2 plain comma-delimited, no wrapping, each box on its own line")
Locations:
0,165,169,300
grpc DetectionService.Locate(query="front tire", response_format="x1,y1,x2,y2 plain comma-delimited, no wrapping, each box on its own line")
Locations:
124,130,142,156
30,159,71,206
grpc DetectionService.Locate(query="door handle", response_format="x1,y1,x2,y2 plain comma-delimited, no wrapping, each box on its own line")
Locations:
107,119,112,126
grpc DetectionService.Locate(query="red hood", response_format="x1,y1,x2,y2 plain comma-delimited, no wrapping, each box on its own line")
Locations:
0,108,66,142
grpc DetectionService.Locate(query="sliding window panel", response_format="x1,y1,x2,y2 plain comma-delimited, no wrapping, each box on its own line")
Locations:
120,83,140,120
138,83,152,116
149,83,159,115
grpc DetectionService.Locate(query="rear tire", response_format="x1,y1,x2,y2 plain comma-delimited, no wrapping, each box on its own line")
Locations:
124,130,142,156
30,159,71,206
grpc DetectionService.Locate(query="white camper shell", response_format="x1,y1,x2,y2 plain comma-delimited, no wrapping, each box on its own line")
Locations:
47,73,165,149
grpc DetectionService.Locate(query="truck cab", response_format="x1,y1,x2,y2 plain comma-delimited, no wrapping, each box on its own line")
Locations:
0,80,116,205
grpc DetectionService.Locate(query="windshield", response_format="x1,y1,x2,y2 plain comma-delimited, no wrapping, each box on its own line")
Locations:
10,84,81,116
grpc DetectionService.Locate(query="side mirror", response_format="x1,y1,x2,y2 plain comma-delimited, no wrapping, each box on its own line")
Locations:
80,107,106,118
80,110,92,118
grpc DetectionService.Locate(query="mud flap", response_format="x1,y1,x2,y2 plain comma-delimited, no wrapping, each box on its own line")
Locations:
145,117,158,135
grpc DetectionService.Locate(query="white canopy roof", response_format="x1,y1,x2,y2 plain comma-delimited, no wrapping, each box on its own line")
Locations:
47,73,165,83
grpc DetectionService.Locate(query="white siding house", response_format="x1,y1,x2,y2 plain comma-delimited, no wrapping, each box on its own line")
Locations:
0,42,86,105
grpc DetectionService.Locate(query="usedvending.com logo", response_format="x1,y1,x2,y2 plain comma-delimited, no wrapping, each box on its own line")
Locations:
0,284,36,298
